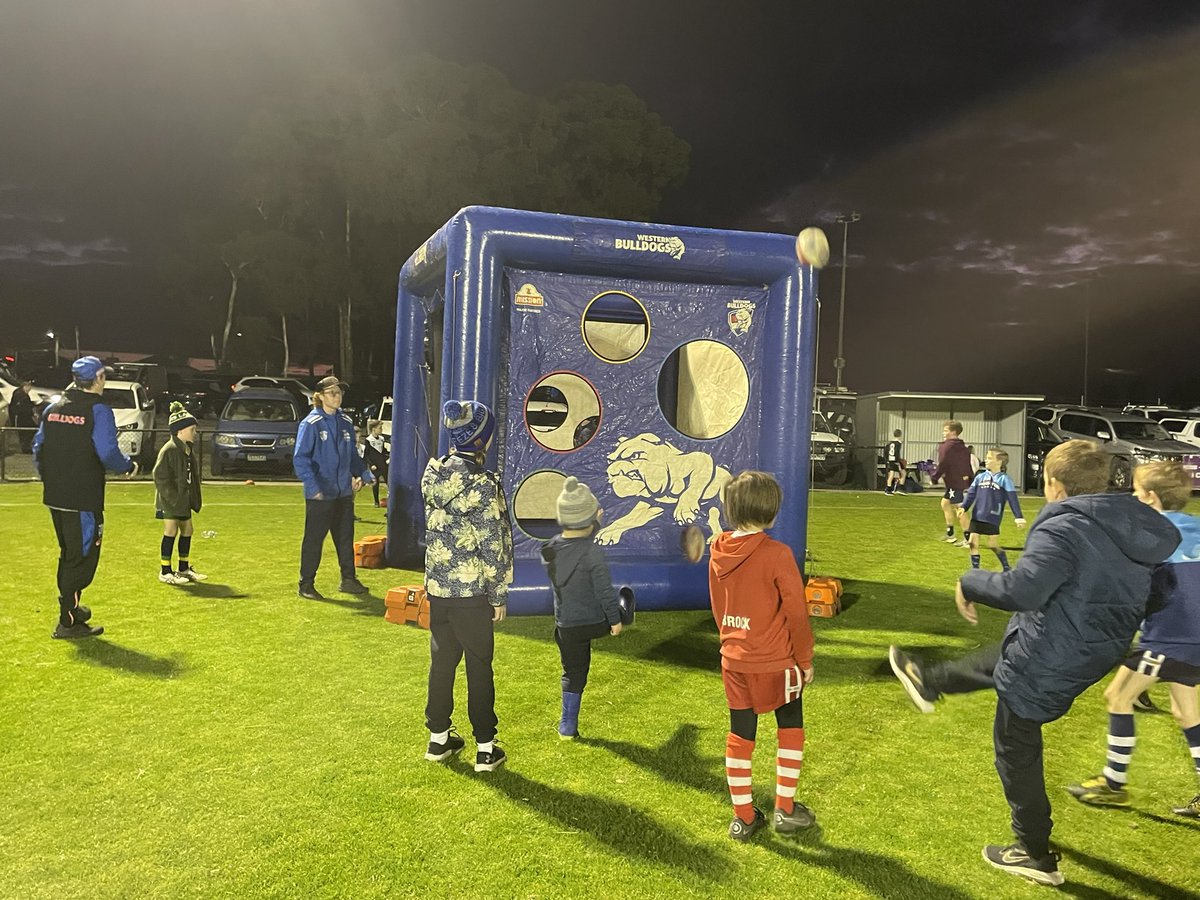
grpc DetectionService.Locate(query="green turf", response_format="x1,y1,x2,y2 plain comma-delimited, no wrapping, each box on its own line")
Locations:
2,483,1198,899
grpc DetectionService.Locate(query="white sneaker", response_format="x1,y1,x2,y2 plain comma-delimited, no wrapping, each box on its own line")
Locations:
158,571,190,585
954,539,971,548
178,569,208,582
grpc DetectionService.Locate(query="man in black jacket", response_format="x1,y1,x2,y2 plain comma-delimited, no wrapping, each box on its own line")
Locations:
9,380,37,452
33,356,136,639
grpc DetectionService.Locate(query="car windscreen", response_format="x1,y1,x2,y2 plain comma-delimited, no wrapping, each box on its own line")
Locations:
1113,421,1171,441
101,388,137,409
221,399,298,422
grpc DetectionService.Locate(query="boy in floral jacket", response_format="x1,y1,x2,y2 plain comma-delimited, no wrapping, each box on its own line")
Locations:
421,400,513,772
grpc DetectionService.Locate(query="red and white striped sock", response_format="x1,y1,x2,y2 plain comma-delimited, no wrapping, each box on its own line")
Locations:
775,727,805,814
725,733,755,823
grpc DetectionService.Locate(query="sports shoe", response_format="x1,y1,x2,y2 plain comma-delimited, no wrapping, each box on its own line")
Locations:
728,807,766,842
475,744,507,773
941,534,958,543
424,729,465,762
773,802,816,835
883,488,894,496
1132,691,1158,712
340,577,368,595
159,571,190,585
982,843,1063,886
888,645,937,713
178,569,208,582
73,604,92,624
52,622,104,640
1066,775,1130,807
298,582,325,600
954,539,971,548
1172,794,1200,818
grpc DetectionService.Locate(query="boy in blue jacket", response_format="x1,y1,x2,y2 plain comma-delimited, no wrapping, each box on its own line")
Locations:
889,440,1180,886
958,448,1026,570
1067,461,1200,819
293,375,372,600
540,476,631,740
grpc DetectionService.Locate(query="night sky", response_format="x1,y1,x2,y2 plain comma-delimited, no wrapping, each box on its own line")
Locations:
3,0,1199,402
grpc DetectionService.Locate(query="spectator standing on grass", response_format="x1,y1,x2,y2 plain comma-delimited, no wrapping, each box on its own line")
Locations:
540,476,633,741
888,440,1179,886
932,420,973,545
32,356,136,640
421,400,513,773
153,401,207,586
293,375,372,601
10,380,37,453
709,470,816,842
363,419,389,508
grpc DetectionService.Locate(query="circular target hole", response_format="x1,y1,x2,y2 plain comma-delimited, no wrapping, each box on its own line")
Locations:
582,291,649,363
513,470,567,539
524,372,602,451
657,340,748,440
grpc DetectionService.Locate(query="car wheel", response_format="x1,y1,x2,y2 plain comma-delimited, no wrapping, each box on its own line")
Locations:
1110,457,1132,491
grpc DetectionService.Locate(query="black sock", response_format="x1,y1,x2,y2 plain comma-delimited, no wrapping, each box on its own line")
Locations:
178,535,192,573
161,535,176,574
946,525,954,537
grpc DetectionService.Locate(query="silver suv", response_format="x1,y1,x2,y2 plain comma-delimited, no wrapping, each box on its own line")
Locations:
1031,405,1195,490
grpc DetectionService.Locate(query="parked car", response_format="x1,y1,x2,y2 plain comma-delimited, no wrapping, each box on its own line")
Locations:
232,376,313,409
810,410,850,485
1032,404,1196,490
85,379,157,465
374,396,393,452
210,388,301,476
1122,404,1194,420
1024,417,1064,494
1158,416,1200,450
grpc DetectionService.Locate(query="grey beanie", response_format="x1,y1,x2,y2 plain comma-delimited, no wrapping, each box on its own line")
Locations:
556,476,600,528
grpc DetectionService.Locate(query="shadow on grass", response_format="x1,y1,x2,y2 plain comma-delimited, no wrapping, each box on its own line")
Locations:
1057,842,1195,899
307,589,386,618
464,765,728,882
179,582,251,600
762,832,974,900
71,638,186,678
584,723,727,799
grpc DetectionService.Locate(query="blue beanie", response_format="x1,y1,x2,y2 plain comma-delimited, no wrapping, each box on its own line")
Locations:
443,400,495,453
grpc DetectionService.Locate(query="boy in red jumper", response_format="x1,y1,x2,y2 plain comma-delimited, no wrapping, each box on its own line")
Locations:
709,470,816,841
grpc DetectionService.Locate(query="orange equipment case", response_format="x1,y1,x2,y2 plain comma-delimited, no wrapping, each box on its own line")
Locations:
384,585,430,629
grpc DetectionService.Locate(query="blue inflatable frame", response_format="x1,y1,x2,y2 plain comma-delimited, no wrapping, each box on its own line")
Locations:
387,206,818,615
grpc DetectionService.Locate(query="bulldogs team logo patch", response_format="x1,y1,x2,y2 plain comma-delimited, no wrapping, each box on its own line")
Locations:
727,299,755,336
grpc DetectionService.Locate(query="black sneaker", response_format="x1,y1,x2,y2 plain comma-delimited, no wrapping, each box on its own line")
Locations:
424,729,466,762
1132,691,1158,712
52,622,104,640
728,807,766,842
74,605,92,624
298,582,325,600
889,645,937,713
1172,794,1200,818
475,744,507,773
340,577,368,595
982,843,1064,886
773,802,816,835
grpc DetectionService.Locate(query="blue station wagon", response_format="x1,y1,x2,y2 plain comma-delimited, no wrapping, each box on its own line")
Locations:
211,388,302,476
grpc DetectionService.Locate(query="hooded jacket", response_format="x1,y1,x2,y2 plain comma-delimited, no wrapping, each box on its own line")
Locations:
709,531,813,673
933,437,973,493
541,535,622,628
1140,509,1200,666
960,492,1180,722
421,452,513,606
293,406,372,500
153,436,202,519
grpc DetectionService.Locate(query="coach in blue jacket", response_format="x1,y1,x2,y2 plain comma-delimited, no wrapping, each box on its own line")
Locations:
293,375,373,600
889,440,1180,886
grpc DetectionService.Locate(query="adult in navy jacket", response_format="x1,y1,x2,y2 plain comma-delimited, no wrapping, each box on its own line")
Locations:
292,375,373,600
889,440,1180,886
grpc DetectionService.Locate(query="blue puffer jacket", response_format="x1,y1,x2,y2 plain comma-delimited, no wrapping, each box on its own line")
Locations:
293,407,372,500
961,492,1180,723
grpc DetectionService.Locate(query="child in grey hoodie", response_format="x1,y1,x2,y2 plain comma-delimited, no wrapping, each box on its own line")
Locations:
541,476,633,739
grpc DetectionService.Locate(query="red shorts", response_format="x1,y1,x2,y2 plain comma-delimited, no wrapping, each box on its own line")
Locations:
722,665,805,714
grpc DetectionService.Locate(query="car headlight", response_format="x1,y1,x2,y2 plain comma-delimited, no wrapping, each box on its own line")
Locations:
280,436,296,447
1026,453,1039,461
214,434,237,447
1133,450,1163,463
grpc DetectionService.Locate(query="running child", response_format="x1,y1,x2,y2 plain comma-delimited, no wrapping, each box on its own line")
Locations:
959,448,1027,571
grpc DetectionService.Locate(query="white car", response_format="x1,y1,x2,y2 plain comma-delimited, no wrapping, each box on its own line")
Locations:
375,397,393,451
232,376,314,406
1159,417,1200,450
0,369,48,427
98,379,157,462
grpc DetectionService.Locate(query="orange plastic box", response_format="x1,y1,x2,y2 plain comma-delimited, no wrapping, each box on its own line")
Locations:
354,535,387,569
384,585,430,629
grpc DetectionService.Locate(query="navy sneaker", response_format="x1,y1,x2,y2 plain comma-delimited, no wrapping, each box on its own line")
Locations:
889,646,937,713
52,622,104,640
298,582,325,600
424,729,466,762
982,843,1063,886
475,744,507,773
340,577,368,595
773,802,816,835
728,807,766,842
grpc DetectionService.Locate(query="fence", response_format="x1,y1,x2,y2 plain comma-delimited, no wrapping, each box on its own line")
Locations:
0,427,300,483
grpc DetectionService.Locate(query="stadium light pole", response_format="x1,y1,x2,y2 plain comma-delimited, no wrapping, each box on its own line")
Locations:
46,330,59,368
834,212,861,391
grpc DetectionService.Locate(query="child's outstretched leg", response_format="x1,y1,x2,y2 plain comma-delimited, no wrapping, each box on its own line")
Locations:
987,535,1010,572
726,708,765,841
772,688,815,835
1067,666,1155,807
1168,682,1200,818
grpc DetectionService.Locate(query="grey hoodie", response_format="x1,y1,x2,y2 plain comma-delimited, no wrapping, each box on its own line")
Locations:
541,535,621,628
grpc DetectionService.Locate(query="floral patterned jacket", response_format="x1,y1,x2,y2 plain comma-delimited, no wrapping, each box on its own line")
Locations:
421,453,514,606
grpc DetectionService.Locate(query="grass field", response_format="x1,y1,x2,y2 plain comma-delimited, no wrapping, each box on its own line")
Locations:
2,482,1198,899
